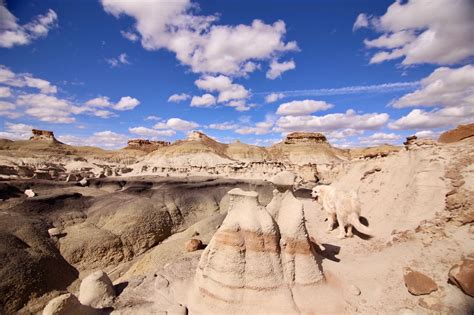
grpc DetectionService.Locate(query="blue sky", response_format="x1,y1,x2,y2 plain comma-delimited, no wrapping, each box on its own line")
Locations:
0,0,472,148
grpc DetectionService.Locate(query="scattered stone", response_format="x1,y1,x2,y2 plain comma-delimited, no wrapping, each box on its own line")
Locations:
361,167,382,180
403,267,438,295
154,274,170,290
79,178,88,186
97,172,106,178
269,170,296,187
448,259,474,297
185,239,203,252
24,189,36,198
79,270,116,308
48,228,61,237
348,284,361,296
418,296,443,311
43,293,91,315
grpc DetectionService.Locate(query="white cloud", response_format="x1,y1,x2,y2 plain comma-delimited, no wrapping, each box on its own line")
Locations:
120,30,139,42
266,59,295,79
58,131,129,149
227,100,252,112
129,126,175,137
356,0,474,65
85,96,112,107
235,115,276,135
85,95,140,111
276,100,333,116
207,121,239,130
0,65,57,94
195,75,249,103
154,118,199,131
0,5,57,48
168,93,190,102
275,109,389,133
106,53,130,67
0,101,19,118
0,122,34,140
326,128,364,140
353,13,369,31
100,1,298,76
145,115,161,121
190,93,216,107
389,106,474,130
0,86,11,98
16,93,84,123
415,130,440,139
392,65,474,108
265,92,285,103
113,96,140,110
357,132,402,146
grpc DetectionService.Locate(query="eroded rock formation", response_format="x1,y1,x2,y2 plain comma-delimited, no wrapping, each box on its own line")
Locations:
438,123,474,143
30,129,62,144
284,132,328,144
126,139,170,152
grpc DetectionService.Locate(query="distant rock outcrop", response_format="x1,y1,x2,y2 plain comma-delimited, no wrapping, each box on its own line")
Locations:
29,129,62,144
125,139,170,153
284,132,327,144
438,123,474,143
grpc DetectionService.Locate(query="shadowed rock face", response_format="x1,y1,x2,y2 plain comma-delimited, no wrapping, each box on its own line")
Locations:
190,186,324,313
438,123,474,143
30,129,62,144
125,139,170,152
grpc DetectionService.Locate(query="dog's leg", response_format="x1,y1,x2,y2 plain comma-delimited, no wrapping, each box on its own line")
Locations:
326,213,336,232
337,216,346,239
346,224,353,238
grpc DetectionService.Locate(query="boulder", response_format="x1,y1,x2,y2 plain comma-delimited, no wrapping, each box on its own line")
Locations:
79,270,115,308
403,267,438,295
48,227,62,237
24,189,36,198
43,293,89,315
79,178,88,186
185,239,203,252
448,259,474,297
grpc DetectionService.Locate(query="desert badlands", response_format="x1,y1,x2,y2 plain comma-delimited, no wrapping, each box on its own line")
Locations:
0,123,472,314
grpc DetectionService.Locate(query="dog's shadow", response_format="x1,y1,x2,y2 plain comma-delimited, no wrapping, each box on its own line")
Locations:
324,216,373,240
310,238,341,263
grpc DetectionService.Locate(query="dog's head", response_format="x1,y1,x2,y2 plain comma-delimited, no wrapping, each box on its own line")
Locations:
311,186,322,201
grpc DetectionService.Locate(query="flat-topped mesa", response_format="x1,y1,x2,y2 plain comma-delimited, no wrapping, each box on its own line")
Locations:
29,129,62,144
284,132,328,144
126,139,170,152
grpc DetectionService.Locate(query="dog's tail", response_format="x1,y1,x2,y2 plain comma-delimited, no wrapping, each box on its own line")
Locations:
349,213,372,236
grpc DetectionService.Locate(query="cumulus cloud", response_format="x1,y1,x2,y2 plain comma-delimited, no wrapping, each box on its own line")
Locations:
0,86,11,98
0,122,34,140
58,131,129,149
359,132,401,145
389,107,474,130
266,59,295,79
275,109,389,133
100,0,297,76
16,93,83,123
154,117,199,131
120,30,139,42
207,121,239,130
355,0,474,65
114,96,140,110
392,65,474,108
276,100,333,116
85,95,140,111
352,13,369,31
190,94,216,108
168,93,190,102
265,92,285,103
0,65,57,94
235,115,276,135
145,115,161,121
195,75,249,103
388,65,474,130
226,100,252,112
415,130,441,139
0,5,57,48
129,126,175,137
106,53,130,67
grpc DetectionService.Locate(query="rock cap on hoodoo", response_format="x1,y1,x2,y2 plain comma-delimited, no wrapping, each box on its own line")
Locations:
270,171,296,186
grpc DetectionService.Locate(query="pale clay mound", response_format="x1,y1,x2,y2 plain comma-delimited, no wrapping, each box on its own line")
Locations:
0,126,473,314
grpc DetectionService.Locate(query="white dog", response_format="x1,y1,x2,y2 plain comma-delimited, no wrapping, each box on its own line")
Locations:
311,185,372,239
